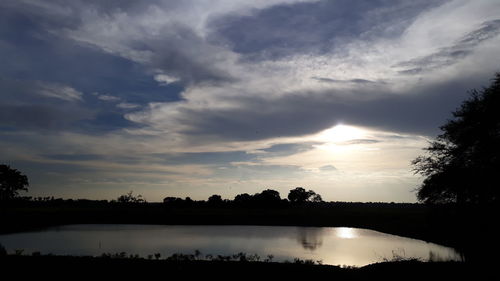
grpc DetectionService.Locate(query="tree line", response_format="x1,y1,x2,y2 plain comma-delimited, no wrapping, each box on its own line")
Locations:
163,187,323,208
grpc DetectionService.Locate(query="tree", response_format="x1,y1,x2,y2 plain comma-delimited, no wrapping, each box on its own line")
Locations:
208,194,223,205
163,196,181,204
0,164,29,201
412,73,500,205
253,189,281,204
310,193,323,203
233,193,252,206
117,191,145,203
287,187,322,204
234,193,252,203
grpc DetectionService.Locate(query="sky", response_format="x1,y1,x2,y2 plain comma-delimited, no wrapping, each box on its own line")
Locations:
1,0,500,202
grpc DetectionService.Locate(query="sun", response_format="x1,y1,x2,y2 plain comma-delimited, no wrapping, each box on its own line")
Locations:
318,124,365,143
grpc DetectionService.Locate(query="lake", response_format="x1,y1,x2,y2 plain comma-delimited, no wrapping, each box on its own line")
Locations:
0,224,462,266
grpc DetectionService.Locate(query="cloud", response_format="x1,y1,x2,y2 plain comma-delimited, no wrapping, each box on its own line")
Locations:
0,78,83,103
4,0,314,85
96,94,121,102
37,82,83,101
319,165,337,172
339,139,380,145
0,104,91,130
0,78,92,130
124,0,500,144
4,0,500,140
393,19,500,74
124,71,483,143
311,77,379,84
116,102,140,109
42,153,105,162
208,0,447,60
154,74,180,86
5,0,497,142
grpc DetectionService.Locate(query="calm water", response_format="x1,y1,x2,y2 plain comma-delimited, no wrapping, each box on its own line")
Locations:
0,224,462,266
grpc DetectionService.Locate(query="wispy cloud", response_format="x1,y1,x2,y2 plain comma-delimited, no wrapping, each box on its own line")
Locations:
394,19,500,74
117,102,140,109
96,94,121,102
37,82,83,101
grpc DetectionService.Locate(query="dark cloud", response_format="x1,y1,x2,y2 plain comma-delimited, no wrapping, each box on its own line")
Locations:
41,154,105,161
0,77,144,133
0,0,233,88
75,112,140,134
156,151,255,166
145,142,319,166
170,74,483,141
339,139,381,145
0,4,182,103
0,104,91,130
394,19,500,74
209,0,446,59
259,142,320,156
146,24,236,85
311,77,379,84
0,78,93,130
0,3,186,133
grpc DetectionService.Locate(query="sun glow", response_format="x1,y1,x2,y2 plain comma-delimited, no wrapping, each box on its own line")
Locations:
317,125,366,143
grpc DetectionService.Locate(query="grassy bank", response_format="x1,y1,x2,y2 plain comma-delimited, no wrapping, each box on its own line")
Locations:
0,254,473,279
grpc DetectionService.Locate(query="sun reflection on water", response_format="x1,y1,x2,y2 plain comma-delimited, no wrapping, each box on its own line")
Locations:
336,227,357,239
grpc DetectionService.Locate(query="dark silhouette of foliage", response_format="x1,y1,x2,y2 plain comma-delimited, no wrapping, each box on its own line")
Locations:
288,187,322,204
412,73,500,205
117,191,146,203
0,253,474,279
0,243,6,256
311,194,323,202
208,194,223,205
234,193,252,204
162,196,195,208
252,189,281,205
0,164,29,201
163,197,183,204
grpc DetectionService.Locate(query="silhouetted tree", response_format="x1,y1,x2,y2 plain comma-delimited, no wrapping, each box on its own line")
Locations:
288,187,322,204
208,194,223,205
234,193,251,202
163,197,182,204
311,193,323,203
0,243,6,256
253,189,281,205
233,193,252,206
184,197,194,206
0,164,29,201
117,191,145,203
413,73,500,205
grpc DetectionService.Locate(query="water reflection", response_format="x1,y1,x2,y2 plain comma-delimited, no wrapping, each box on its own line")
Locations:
335,227,357,239
0,225,462,266
296,227,324,250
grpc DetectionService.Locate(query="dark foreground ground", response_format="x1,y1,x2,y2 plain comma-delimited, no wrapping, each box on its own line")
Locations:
1,255,486,280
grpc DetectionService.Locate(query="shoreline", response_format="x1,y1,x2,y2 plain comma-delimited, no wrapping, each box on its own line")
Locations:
0,254,473,279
